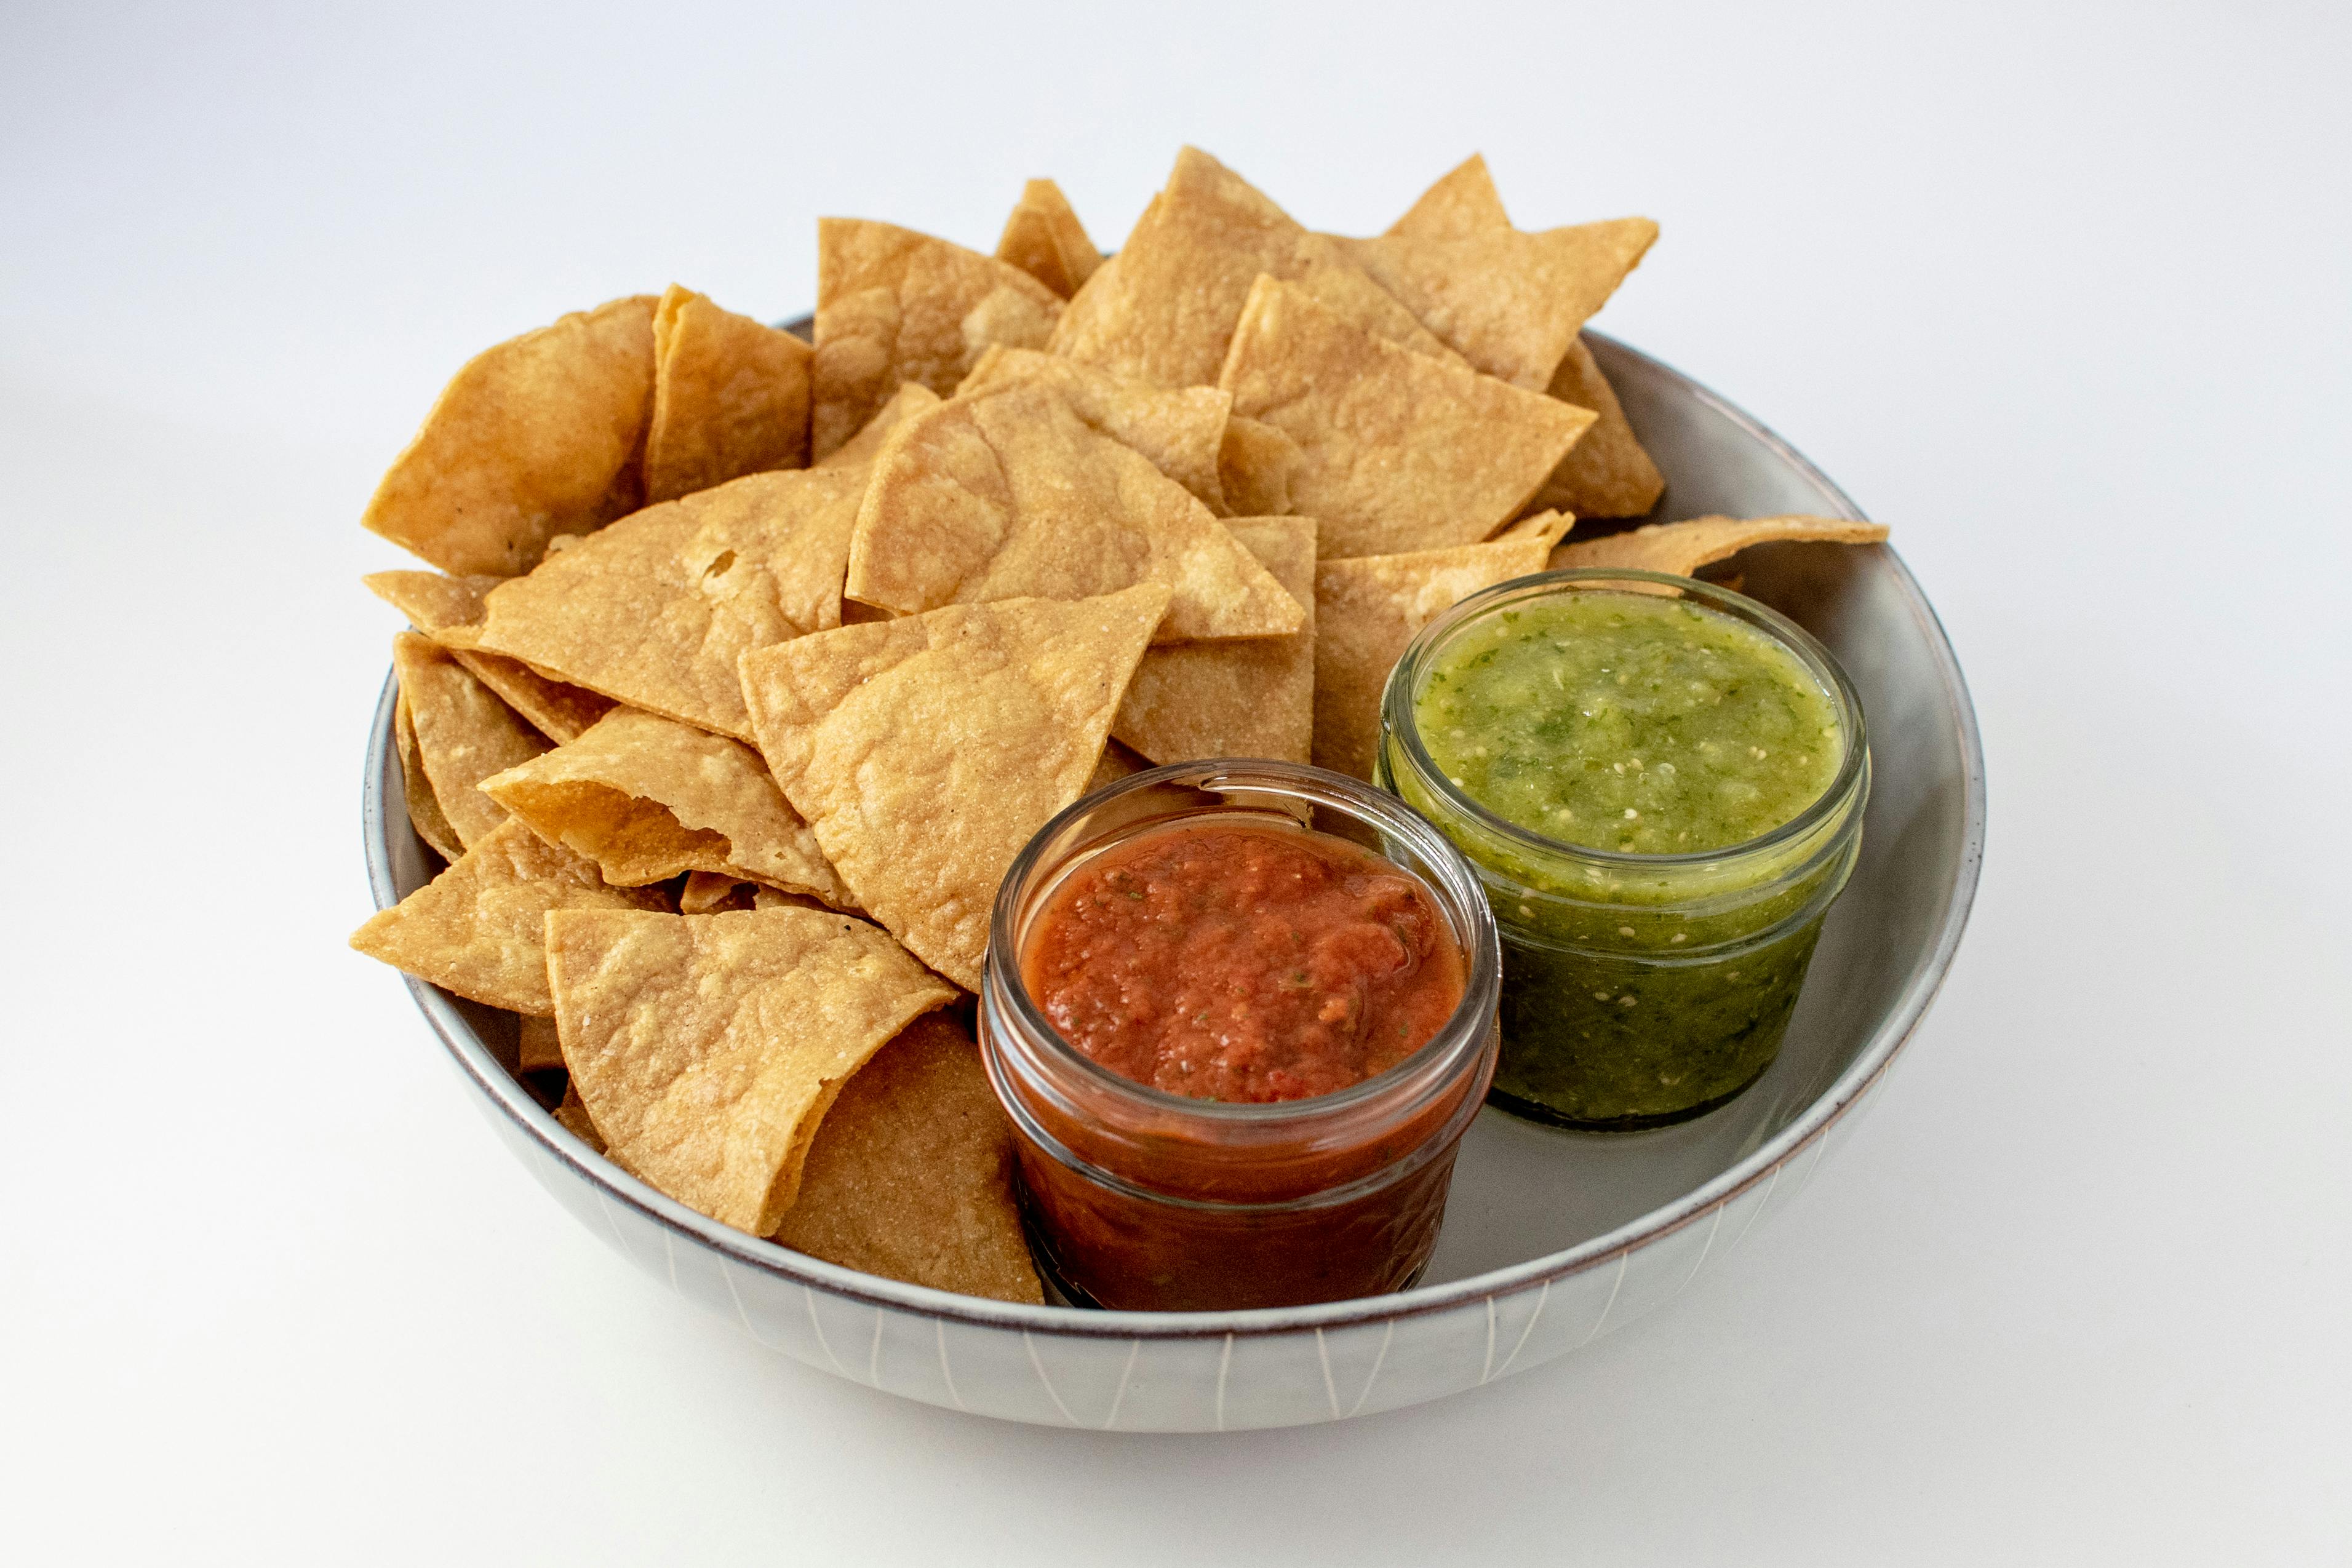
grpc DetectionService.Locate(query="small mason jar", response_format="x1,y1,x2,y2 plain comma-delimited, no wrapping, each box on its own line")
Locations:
979,761,1502,1312
1376,569,1870,1131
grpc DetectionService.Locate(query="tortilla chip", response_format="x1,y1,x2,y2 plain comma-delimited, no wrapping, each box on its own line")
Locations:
547,906,957,1235
480,708,853,905
843,382,1301,642
1339,217,1657,391
1218,415,1299,517
811,220,1063,460
391,632,549,848
739,584,1169,990
1311,514,1570,779
751,886,837,913
1220,278,1592,559
679,871,755,914
1085,736,1154,793
993,178,1101,301
366,570,616,742
362,295,658,575
471,467,870,741
349,818,667,1015
518,1013,564,1072
554,1084,606,1151
1527,335,1665,520
642,285,813,503
393,689,464,862
1048,146,1454,388
1385,153,1512,239
957,346,1229,511
1113,517,1316,765
773,1011,1042,1303
811,380,941,472
1549,514,1889,577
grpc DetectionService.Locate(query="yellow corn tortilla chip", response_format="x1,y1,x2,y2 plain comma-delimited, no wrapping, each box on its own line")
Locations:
1218,415,1299,517
366,570,616,742
958,346,1230,511
843,381,1301,643
362,295,658,576
1385,153,1512,239
393,689,464,863
679,871,755,914
518,1013,564,1072
1528,335,1666,520
1085,736,1154,793
1220,278,1592,559
811,380,941,472
773,1011,1042,1303
993,178,1101,301
751,886,837,913
1339,217,1657,391
739,585,1170,990
1113,517,1316,765
470,467,870,741
643,284,813,503
1311,513,1571,779
811,220,1063,460
1048,146,1455,388
554,1083,606,1151
391,632,549,848
349,818,668,1015
1549,514,1889,577
480,707,853,905
547,906,958,1235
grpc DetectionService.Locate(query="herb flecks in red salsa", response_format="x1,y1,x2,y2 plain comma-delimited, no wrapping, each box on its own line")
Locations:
1023,821,1464,1103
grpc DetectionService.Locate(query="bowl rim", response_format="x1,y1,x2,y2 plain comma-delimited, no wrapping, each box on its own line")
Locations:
361,328,1987,1341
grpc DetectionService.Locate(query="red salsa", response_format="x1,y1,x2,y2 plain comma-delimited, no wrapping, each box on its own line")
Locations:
1022,821,1465,1103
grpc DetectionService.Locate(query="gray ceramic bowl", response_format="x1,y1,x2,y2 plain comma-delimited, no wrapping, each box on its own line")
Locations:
362,331,1984,1431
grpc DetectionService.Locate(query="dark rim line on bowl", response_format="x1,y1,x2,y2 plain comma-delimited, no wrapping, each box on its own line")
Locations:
360,328,1988,1342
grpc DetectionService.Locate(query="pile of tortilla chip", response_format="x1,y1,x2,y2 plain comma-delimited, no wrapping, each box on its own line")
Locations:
349,149,1889,1307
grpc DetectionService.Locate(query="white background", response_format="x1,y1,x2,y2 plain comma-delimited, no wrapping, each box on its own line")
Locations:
3,2,2347,1562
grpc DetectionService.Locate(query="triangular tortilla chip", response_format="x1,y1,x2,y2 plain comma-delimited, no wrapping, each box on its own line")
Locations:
1550,514,1888,577
1085,736,1154,793
349,818,668,1014
1218,415,1299,517
1221,279,1592,559
739,585,1170,990
362,295,658,575
843,381,1301,642
772,1011,1043,1303
518,1013,564,1072
642,285,813,503
1528,335,1665,520
679,871,755,914
367,570,616,742
480,708,853,905
958,346,1230,511
811,220,1063,460
993,178,1101,301
548,907,957,1235
1312,514,1571,779
1113,517,1316,765
1048,146,1456,388
1385,153,1512,239
1336,217,1657,392
392,632,549,848
810,380,941,472
393,688,464,862
470,467,870,741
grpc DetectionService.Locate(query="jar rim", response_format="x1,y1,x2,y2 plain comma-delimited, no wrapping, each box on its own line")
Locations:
1379,568,1870,871
982,759,1504,1129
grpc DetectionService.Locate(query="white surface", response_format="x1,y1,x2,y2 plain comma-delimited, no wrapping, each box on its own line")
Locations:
1,1,2345,1560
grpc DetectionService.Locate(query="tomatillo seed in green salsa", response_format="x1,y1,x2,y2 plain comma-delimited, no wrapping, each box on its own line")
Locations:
1377,571,1869,1131
1413,592,1843,856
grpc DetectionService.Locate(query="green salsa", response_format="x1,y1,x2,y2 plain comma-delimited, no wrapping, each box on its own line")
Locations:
1414,593,1842,856
1378,578,1867,1130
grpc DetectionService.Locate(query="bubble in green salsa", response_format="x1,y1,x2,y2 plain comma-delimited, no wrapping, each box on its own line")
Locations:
1413,590,1840,855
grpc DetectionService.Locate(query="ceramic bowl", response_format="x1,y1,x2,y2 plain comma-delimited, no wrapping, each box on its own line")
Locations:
361,330,1985,1431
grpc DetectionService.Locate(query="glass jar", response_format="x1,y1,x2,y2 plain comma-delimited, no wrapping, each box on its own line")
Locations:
979,761,1501,1311
1376,569,1869,1131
